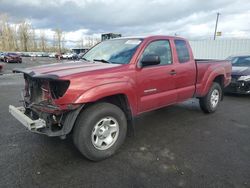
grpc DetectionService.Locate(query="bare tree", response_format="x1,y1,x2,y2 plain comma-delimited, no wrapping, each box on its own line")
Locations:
0,14,9,51
30,28,37,51
76,38,84,48
0,14,16,51
84,36,100,47
93,37,101,45
0,17,73,53
39,31,47,52
18,21,31,52
13,25,19,51
61,34,65,52
53,28,63,53
84,36,91,47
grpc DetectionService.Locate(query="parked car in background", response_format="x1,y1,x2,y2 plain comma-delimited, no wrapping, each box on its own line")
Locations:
225,55,250,94
62,53,78,59
30,52,36,57
41,52,49,57
62,53,72,59
49,53,56,58
37,52,43,57
0,63,3,72
3,53,22,63
0,52,5,61
72,53,78,59
21,52,31,57
78,52,86,59
9,35,231,161
55,53,64,59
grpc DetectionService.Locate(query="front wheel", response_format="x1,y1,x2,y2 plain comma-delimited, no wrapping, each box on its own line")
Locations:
73,102,127,161
199,82,222,113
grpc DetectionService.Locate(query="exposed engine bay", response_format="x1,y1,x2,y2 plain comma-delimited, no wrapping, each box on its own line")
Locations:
12,73,82,137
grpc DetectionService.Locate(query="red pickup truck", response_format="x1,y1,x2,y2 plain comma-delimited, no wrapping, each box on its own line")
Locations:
9,36,231,161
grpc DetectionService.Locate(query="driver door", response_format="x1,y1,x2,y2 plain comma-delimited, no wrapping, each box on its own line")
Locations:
136,40,177,113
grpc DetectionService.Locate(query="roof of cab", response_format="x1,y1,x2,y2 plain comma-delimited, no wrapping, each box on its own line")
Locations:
112,35,186,41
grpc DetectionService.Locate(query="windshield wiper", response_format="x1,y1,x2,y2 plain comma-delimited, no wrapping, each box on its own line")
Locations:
93,59,111,64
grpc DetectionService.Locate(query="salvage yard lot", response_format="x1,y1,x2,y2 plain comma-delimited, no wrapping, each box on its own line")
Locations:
0,58,250,187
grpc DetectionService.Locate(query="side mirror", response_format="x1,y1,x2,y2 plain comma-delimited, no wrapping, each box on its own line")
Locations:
141,55,161,67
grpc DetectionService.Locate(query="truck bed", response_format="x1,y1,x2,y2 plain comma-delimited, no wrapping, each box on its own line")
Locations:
195,59,231,97
195,59,227,63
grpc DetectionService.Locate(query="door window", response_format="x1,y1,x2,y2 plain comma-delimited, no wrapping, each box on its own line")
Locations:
140,40,172,66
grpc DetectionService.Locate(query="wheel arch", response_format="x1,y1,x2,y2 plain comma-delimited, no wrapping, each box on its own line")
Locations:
213,75,224,88
74,82,138,115
65,93,135,137
200,71,225,97
96,94,133,121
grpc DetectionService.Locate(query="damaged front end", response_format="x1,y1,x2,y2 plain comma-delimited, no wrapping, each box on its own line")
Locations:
9,71,83,137
225,75,250,94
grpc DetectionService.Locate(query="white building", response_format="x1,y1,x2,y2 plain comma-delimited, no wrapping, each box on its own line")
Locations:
189,39,250,59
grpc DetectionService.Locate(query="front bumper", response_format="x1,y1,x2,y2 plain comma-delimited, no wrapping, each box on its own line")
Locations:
7,58,22,62
9,105,46,131
224,81,250,94
9,104,84,137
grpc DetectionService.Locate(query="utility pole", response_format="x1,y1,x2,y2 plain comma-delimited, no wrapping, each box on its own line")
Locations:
213,12,220,40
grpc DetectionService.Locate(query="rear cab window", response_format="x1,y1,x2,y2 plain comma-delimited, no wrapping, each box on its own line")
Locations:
174,40,190,63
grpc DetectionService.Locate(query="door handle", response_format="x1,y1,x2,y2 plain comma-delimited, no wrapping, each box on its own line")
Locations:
169,70,176,75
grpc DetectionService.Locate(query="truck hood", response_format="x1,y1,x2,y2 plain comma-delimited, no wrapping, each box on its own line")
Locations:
232,66,250,76
13,61,122,79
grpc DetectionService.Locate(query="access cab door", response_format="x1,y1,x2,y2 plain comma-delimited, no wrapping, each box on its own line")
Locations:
136,39,177,113
173,39,196,101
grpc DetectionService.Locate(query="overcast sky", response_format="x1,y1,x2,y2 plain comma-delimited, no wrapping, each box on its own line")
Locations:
0,0,250,46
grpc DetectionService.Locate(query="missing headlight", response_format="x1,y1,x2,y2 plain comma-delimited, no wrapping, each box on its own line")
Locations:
50,80,70,99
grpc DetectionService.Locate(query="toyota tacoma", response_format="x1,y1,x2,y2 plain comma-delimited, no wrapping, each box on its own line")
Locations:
9,36,231,161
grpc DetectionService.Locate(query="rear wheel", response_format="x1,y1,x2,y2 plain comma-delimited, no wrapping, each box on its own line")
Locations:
199,82,222,113
73,102,127,161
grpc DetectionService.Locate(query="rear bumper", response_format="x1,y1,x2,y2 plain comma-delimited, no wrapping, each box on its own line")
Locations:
9,105,46,131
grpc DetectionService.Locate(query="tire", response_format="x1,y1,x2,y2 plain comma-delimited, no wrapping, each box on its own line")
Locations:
199,82,222,113
73,102,127,161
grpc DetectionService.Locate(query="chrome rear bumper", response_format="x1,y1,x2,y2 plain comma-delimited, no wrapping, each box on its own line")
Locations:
9,105,46,131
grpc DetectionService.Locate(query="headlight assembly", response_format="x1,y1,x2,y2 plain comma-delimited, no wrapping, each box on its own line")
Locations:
238,75,250,81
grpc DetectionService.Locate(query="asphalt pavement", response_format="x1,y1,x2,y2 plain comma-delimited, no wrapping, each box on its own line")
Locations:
0,58,250,188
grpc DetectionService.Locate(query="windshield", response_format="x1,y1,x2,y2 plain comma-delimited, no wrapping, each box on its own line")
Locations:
230,56,250,67
83,39,143,64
